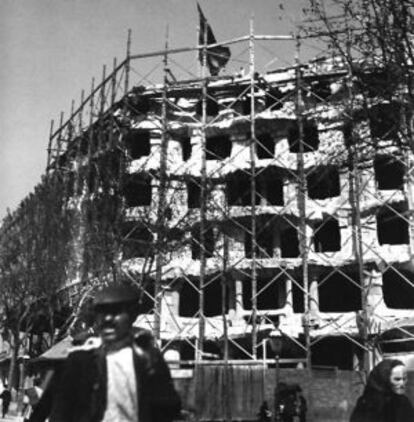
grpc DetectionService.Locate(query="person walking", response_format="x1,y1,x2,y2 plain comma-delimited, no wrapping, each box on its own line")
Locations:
350,359,414,422
29,283,181,422
0,386,11,419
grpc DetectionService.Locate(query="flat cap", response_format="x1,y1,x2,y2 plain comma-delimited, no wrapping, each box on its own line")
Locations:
93,284,140,307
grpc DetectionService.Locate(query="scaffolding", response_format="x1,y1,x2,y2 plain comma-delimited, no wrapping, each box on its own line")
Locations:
3,16,414,422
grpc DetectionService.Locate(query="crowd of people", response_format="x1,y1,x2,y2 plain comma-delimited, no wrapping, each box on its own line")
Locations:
0,284,413,422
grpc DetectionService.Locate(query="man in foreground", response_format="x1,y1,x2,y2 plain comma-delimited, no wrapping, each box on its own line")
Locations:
30,283,181,422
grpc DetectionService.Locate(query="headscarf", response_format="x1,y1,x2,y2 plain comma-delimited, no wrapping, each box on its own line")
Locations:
364,359,404,396
351,359,414,422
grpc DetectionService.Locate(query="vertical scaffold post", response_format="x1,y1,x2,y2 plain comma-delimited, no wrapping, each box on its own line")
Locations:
55,112,64,171
345,61,369,375
249,17,258,360
154,34,170,342
87,78,95,193
295,35,313,420
46,119,55,174
197,22,208,364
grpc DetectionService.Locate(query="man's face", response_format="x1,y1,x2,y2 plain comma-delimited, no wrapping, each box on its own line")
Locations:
390,365,407,395
96,304,133,347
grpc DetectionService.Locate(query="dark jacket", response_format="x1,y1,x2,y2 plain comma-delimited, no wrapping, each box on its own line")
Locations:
29,331,181,422
350,359,414,422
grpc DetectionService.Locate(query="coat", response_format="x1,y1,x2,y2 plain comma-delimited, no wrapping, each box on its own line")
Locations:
29,330,181,422
350,359,414,422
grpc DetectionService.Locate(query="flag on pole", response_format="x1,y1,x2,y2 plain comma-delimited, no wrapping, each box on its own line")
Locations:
197,3,231,76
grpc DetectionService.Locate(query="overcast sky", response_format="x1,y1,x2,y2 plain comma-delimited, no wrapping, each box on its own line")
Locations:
0,0,320,220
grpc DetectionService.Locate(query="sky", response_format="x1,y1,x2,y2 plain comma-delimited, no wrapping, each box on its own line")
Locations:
0,0,321,220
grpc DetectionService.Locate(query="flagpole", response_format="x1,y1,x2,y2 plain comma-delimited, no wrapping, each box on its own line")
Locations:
196,4,201,78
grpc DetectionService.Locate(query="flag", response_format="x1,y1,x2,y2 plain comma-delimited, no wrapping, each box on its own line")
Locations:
197,3,231,76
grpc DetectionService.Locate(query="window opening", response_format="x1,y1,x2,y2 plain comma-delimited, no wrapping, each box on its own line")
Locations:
181,137,192,161
206,135,232,160
318,272,362,312
307,166,340,199
125,129,151,159
288,120,319,152
256,133,274,159
281,226,299,258
245,222,274,258
383,269,414,309
257,172,284,206
187,180,201,209
369,103,400,141
265,87,284,110
374,155,405,190
204,277,228,316
227,172,259,206
123,176,152,207
196,95,219,117
121,224,153,259
179,280,199,317
191,226,215,259
314,218,341,252
242,273,286,310
377,203,409,245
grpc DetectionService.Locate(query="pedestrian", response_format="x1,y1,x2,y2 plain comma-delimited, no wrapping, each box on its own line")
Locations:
23,378,44,422
29,283,182,422
0,386,11,419
350,359,414,422
257,400,272,422
280,384,306,422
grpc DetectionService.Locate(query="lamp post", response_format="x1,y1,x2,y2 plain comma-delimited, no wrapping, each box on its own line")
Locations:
269,332,283,422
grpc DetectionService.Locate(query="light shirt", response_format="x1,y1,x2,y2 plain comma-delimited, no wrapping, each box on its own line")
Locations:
102,346,138,422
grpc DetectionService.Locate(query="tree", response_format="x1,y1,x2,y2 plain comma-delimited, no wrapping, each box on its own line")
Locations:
303,0,414,148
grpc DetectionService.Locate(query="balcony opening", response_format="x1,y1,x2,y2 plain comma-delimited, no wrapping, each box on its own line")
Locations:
234,95,254,115
242,273,286,310
318,271,362,312
265,87,284,110
314,218,341,252
383,268,414,309
288,120,319,152
179,280,199,317
311,337,355,369
227,171,258,206
244,222,274,258
309,79,332,101
125,129,151,159
369,102,400,141
135,280,155,314
191,226,215,259
181,137,192,161
307,166,340,199
374,155,405,190
256,133,274,159
121,224,153,259
292,277,305,313
356,70,396,98
123,175,152,207
281,226,300,258
206,135,232,160
204,277,228,316
187,180,201,209
377,203,409,245
196,95,220,117
257,170,284,206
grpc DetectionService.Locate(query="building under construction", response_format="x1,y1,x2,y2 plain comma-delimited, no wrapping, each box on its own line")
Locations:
2,22,414,421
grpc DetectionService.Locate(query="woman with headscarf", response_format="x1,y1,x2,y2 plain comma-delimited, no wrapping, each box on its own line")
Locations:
350,359,414,422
